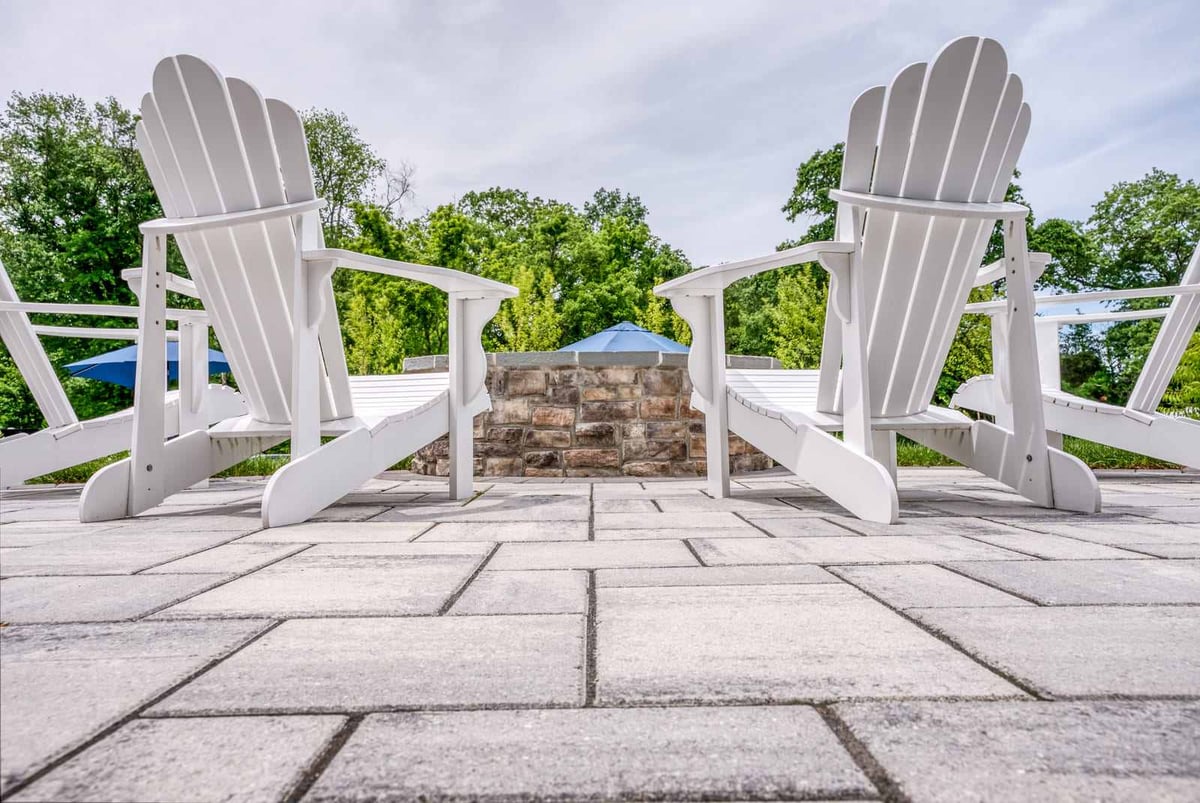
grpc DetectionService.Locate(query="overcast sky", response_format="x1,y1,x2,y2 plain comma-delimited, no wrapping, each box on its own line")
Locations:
2,0,1196,266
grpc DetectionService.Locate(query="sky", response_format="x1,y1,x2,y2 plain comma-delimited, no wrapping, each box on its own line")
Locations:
2,0,1197,268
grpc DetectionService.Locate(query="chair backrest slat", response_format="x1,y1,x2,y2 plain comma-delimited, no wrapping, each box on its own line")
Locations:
1127,243,1200,413
138,55,353,424
819,36,1030,419
0,260,78,428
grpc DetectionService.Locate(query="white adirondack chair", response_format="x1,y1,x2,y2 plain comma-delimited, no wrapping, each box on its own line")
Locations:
78,55,516,528
0,258,244,487
953,241,1200,468
654,36,1100,523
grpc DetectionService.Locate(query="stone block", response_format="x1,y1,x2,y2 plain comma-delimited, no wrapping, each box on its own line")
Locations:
646,421,687,440
13,716,345,803
597,584,1021,704
564,448,620,468
304,707,871,802
484,457,524,476
546,385,580,404
835,701,1200,803
581,401,638,422
690,435,706,457
641,368,682,396
475,441,520,458
582,385,640,401
621,422,646,439
639,396,678,420
524,468,565,478
505,369,547,396
524,430,571,449
621,461,674,477
589,367,639,385
150,615,584,713
523,450,562,470
490,398,531,424
486,426,525,445
623,439,685,461
728,434,755,455
531,406,575,427
732,454,774,472
575,422,617,446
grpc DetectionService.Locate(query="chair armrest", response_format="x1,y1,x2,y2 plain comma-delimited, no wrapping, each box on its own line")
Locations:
138,198,327,235
122,268,201,299
829,189,1029,221
305,248,518,298
965,284,1200,314
30,325,181,341
653,241,855,295
0,300,205,322
974,252,1051,286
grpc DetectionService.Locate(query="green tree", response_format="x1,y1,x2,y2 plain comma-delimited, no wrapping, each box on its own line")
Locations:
770,269,826,369
0,92,163,429
301,109,413,245
495,265,562,351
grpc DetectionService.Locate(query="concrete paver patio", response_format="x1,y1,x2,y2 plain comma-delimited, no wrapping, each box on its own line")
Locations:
1,468,1198,801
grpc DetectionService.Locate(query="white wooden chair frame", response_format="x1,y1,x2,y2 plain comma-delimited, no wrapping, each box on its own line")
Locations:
0,259,244,487
77,55,517,527
953,242,1200,468
654,37,1100,523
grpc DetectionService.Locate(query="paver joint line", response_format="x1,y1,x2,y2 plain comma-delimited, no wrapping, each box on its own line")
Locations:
281,714,364,803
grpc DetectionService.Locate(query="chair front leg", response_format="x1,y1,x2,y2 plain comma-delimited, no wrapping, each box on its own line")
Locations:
448,293,501,499
1001,219,1053,506
128,233,169,514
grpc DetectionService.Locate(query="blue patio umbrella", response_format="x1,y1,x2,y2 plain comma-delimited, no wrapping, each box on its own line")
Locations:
558,321,688,353
65,343,231,389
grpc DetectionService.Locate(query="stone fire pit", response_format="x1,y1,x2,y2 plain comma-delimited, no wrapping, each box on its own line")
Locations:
405,351,778,478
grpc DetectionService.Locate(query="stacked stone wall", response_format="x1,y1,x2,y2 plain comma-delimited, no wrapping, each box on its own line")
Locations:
406,352,776,478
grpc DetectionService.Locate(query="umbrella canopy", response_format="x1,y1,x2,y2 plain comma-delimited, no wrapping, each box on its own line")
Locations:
65,342,231,389
558,321,687,353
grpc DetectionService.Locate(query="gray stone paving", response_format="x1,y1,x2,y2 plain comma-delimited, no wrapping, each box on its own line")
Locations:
2,468,1198,800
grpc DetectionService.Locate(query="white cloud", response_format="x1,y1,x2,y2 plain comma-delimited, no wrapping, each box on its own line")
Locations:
1,0,1195,265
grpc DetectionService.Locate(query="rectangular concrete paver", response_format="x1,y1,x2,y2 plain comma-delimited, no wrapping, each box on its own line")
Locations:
372,495,590,522
0,575,233,623
1012,518,1200,545
835,701,1200,802
744,517,865,537
152,543,491,618
489,540,697,570
237,521,429,543
150,615,584,714
450,570,587,615
912,606,1200,696
594,511,754,531
305,707,873,802
0,620,268,794
690,535,1032,565
10,715,344,803
830,564,1035,609
952,530,1153,559
140,543,306,574
416,521,589,542
597,584,1022,704
596,565,837,587
595,526,764,540
945,559,1200,605
826,515,1029,536
0,531,244,576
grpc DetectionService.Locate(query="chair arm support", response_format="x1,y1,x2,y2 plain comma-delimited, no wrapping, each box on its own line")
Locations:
138,198,327,235
122,268,201,299
829,189,1029,221
653,241,855,295
304,249,518,298
974,252,1051,286
449,294,504,410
